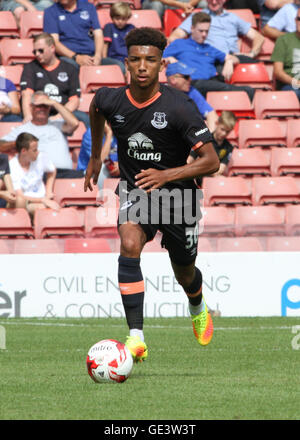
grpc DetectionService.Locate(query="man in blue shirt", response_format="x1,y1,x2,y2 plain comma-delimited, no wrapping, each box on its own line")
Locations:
166,61,218,132
168,0,264,63
164,12,255,100
262,0,300,40
43,0,103,69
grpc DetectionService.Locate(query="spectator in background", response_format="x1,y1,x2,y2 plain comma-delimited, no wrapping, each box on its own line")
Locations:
256,0,293,29
0,153,16,207
102,2,135,76
0,76,22,122
20,32,89,127
164,12,256,100
9,132,59,217
0,0,53,27
142,0,207,21
270,7,300,100
188,110,237,186
168,0,264,64
0,91,84,178
165,61,218,132
224,0,260,14
43,0,103,70
78,123,119,188
262,0,300,40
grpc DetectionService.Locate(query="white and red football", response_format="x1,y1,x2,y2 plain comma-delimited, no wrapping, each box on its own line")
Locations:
86,339,133,384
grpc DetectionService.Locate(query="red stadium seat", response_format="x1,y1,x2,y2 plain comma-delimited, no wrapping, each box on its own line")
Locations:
227,148,271,177
129,10,162,29
286,119,300,148
266,236,300,251
78,93,94,113
0,11,19,38
64,237,112,253
97,8,112,28
285,205,300,236
271,148,300,177
254,91,300,120
13,239,63,254
0,208,34,238
235,205,285,236
67,121,86,148
0,38,34,65
227,8,257,28
206,91,255,120
240,36,274,62
163,9,187,37
252,176,300,205
201,206,235,236
238,119,286,148
202,176,252,206
230,63,272,90
79,65,125,93
34,208,85,239
197,237,214,252
0,65,23,90
19,11,43,38
0,122,22,138
217,236,263,251
85,206,118,238
54,178,100,208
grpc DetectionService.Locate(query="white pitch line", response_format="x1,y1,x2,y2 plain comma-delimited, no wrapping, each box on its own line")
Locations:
0,320,293,331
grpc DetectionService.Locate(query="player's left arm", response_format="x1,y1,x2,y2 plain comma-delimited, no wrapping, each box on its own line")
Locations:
135,142,219,192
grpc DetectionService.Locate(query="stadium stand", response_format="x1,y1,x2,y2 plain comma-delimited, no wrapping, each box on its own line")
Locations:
0,11,19,38
13,239,63,254
0,208,34,238
84,206,118,238
254,90,300,120
235,205,286,237
34,208,85,239
238,119,286,148
67,122,87,148
206,91,255,120
0,65,23,91
0,38,34,65
19,11,44,39
216,236,263,252
79,65,125,93
266,236,300,251
285,205,300,236
129,10,162,29
197,237,214,252
64,237,112,253
240,36,274,63
286,120,300,148
227,148,271,177
230,63,272,90
94,0,138,9
202,176,252,206
201,206,236,236
270,148,300,177
252,176,300,205
78,93,94,114
53,178,100,208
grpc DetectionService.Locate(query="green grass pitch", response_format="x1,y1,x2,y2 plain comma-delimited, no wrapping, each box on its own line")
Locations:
0,317,299,420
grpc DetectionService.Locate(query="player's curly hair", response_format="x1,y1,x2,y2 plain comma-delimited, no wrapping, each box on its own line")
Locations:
125,27,167,53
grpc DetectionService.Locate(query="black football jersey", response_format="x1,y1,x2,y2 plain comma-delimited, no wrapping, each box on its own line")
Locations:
94,84,213,191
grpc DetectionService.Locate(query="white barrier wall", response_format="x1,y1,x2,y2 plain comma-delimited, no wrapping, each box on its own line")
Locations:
0,252,300,318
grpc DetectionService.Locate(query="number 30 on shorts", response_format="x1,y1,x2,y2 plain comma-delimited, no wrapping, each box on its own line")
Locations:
185,224,199,249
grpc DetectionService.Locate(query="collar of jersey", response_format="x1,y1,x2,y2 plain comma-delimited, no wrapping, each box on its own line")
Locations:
126,89,161,109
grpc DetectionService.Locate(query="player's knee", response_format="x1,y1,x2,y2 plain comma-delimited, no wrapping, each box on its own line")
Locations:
120,235,143,258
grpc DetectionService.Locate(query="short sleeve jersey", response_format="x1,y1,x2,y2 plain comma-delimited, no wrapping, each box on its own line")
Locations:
21,60,80,105
94,84,213,191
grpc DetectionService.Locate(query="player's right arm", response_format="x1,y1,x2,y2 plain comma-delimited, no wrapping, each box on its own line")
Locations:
84,95,106,192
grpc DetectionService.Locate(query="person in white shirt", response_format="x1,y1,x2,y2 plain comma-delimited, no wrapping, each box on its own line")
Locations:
0,91,83,178
9,132,60,216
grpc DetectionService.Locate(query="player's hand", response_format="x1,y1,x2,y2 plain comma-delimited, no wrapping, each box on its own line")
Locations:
135,168,168,192
84,157,102,192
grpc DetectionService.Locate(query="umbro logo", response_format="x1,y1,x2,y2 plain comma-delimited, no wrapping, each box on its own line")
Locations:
114,114,125,123
195,128,208,136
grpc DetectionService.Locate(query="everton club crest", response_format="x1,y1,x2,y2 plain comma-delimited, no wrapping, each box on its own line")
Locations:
151,112,168,129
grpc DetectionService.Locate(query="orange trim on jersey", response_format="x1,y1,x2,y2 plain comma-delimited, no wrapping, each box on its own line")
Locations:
126,88,161,109
119,281,145,295
192,141,204,152
186,285,202,298
68,95,79,101
42,59,60,71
